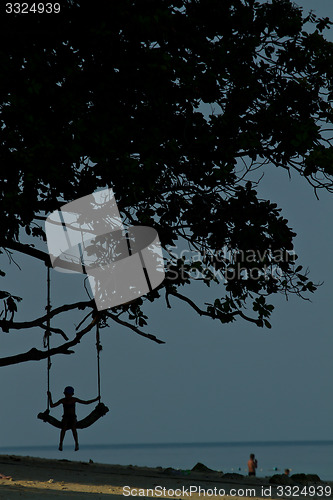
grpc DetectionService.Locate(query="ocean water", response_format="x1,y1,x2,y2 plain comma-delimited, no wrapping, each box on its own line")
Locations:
0,441,332,482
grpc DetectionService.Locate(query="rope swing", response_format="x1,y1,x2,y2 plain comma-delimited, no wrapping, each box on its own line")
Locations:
37,266,109,429
46,265,51,411
96,321,102,403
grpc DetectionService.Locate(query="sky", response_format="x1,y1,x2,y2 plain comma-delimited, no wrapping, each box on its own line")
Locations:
0,0,332,460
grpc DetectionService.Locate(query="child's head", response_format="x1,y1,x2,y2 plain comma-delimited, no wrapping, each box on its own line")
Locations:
64,386,74,397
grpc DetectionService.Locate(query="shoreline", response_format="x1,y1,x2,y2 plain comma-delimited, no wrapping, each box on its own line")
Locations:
0,454,332,499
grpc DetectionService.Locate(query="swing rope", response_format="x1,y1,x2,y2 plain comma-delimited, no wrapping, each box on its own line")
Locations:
46,265,51,411
96,321,102,403
38,267,109,428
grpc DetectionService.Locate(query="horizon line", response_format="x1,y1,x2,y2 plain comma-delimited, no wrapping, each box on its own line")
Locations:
0,439,332,451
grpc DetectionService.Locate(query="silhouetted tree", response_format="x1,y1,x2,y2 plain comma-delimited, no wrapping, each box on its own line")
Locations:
0,0,332,366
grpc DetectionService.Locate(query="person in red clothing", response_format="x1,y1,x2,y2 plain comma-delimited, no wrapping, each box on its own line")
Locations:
247,453,258,476
48,386,99,451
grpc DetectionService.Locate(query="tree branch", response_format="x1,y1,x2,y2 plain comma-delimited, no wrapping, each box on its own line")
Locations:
1,241,51,266
0,300,94,334
0,316,98,367
169,290,261,326
1,240,83,272
0,304,166,366
106,312,165,344
39,324,69,341
168,290,213,317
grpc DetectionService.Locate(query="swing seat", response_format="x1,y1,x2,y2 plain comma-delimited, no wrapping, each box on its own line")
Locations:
76,402,109,429
37,403,109,429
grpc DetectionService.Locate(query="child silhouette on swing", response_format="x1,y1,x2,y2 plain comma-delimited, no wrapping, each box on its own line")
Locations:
48,386,99,451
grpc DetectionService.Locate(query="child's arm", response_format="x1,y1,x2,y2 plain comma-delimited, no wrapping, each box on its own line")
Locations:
74,396,100,405
47,391,63,408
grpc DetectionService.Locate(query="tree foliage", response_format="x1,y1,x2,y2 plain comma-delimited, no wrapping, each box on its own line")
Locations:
0,0,333,366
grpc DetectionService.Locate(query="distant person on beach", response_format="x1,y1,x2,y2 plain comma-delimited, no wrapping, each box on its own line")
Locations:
48,387,99,451
284,468,290,476
247,454,258,476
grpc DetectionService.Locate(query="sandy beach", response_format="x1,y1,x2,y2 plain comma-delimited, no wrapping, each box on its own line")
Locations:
0,454,331,499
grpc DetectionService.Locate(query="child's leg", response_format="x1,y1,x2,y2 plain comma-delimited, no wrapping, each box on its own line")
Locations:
59,428,66,451
72,427,79,451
